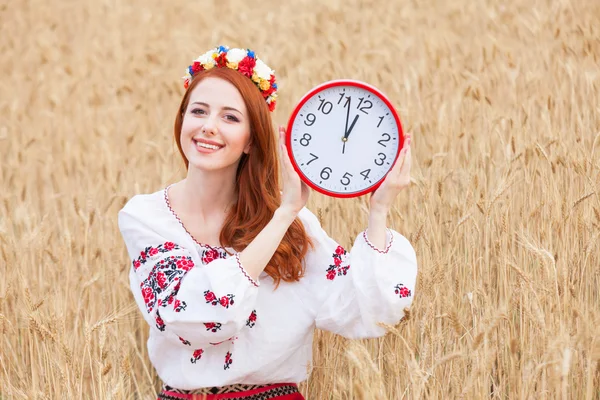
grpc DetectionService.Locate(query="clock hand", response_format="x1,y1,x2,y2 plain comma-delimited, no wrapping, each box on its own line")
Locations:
342,115,359,155
344,96,351,135
342,96,351,155
344,114,359,140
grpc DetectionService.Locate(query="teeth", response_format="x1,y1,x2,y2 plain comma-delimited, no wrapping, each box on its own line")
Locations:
195,141,221,150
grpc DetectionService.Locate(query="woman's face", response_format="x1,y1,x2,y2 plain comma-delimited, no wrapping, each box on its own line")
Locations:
180,77,251,173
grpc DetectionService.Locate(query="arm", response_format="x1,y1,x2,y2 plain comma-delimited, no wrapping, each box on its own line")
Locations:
118,201,298,348
298,207,418,339
238,207,297,281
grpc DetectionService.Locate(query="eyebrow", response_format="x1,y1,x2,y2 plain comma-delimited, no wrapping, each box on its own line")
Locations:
191,101,242,114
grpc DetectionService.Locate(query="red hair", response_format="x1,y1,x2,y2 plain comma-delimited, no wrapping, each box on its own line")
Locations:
173,67,314,287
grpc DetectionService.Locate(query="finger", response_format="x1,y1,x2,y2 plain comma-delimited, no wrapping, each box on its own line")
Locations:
278,126,296,177
400,144,412,176
391,141,409,176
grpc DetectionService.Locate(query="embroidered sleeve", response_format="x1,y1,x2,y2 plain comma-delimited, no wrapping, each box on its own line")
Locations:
298,207,418,339
118,207,259,349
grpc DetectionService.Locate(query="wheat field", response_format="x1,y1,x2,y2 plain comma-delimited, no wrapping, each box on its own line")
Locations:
1,0,599,398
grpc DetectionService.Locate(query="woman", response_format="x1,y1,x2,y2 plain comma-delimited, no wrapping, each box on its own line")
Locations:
118,45,417,400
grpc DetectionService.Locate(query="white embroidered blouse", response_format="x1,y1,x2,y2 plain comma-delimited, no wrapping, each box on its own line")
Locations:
117,187,418,390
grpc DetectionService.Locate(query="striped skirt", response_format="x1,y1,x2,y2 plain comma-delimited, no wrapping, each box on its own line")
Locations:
157,383,305,400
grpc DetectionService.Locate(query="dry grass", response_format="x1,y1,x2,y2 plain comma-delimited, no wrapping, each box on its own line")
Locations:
1,0,600,398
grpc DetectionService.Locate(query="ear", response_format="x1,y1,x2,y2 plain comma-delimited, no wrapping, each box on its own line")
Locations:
243,138,252,154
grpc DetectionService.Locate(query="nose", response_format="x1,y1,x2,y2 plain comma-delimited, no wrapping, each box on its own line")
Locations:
202,115,218,136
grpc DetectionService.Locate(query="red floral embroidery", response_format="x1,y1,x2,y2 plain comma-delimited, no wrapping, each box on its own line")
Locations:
138,247,194,330
132,242,182,270
204,322,223,332
204,290,218,305
326,246,350,280
394,284,412,298
246,310,257,328
220,294,235,308
204,291,235,308
191,349,204,364
224,351,233,370
155,311,165,331
202,248,222,264
179,336,191,346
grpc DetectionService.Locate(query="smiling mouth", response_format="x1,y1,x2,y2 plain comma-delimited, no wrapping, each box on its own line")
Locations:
193,139,224,151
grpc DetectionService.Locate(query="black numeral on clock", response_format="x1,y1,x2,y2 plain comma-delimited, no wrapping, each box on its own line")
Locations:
320,167,332,180
318,99,333,114
300,133,312,147
360,169,371,180
374,153,386,166
357,98,373,114
377,116,384,128
377,133,391,147
304,113,316,126
340,172,353,186
306,153,318,165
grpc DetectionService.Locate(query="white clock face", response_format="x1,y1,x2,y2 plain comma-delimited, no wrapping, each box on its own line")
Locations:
288,82,402,197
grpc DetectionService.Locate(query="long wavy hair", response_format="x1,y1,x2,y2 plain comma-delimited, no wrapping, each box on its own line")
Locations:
173,67,314,287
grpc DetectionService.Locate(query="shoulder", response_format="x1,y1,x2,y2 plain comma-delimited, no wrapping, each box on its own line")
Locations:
118,188,167,232
120,188,165,217
296,206,323,232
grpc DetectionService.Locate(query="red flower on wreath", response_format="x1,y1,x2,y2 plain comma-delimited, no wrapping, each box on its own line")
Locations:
215,53,228,68
191,61,203,74
238,56,256,78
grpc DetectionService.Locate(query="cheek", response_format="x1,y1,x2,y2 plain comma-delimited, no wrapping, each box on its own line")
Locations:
180,118,195,138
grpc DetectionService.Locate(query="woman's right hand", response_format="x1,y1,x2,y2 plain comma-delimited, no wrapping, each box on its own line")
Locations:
278,126,310,216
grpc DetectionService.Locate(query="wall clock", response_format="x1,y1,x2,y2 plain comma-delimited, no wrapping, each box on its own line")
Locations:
285,79,405,198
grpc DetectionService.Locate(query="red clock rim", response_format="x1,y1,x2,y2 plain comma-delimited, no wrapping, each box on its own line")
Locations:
285,79,405,199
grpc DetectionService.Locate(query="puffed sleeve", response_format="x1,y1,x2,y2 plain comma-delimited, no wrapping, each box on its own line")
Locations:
298,207,418,339
117,200,260,348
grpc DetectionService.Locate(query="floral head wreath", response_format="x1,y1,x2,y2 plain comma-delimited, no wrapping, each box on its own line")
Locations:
182,45,278,112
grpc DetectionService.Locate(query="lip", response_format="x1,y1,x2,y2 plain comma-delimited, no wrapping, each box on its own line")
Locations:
193,137,225,147
192,137,225,154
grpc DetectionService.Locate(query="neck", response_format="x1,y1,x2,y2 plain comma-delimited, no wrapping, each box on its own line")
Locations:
179,164,238,219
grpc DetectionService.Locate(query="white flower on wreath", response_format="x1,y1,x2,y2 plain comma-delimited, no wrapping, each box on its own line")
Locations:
196,50,216,68
254,59,273,80
226,48,247,64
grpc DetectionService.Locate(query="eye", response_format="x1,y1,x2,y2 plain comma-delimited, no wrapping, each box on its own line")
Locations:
191,108,206,115
225,114,240,122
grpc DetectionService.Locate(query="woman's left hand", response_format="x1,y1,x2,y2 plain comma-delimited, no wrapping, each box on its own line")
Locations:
369,135,412,214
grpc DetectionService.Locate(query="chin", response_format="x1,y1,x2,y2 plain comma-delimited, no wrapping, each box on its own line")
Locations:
185,150,242,173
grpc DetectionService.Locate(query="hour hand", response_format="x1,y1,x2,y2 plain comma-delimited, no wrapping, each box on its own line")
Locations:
344,115,359,140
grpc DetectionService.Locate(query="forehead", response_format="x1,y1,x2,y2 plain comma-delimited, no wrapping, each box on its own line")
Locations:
188,77,246,113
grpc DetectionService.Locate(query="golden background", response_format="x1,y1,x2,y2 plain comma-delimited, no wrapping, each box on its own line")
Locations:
1,0,599,398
